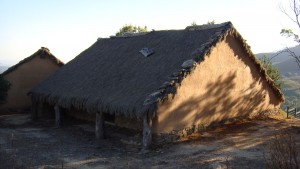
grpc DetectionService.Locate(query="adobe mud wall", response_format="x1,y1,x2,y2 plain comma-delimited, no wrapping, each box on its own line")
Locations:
0,56,61,114
154,34,281,133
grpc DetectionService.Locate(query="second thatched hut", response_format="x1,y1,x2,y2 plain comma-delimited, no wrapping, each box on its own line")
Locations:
0,47,63,114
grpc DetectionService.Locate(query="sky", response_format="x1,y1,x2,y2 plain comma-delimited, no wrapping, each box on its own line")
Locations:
0,0,299,66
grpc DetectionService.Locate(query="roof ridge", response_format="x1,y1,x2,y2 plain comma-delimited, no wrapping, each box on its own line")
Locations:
185,21,232,31
100,22,232,41
110,32,149,38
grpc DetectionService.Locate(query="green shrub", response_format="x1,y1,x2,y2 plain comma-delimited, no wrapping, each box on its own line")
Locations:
259,56,283,90
0,74,11,104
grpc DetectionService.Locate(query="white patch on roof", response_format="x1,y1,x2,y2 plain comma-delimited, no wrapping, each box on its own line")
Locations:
140,48,154,57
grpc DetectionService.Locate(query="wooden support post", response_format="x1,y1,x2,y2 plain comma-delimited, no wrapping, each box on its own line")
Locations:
142,115,152,149
37,102,43,118
95,112,104,139
31,100,38,120
287,106,289,118
54,105,61,128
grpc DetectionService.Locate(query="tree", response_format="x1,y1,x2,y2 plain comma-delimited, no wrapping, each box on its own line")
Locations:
0,74,11,104
259,56,283,90
280,0,300,68
115,24,148,36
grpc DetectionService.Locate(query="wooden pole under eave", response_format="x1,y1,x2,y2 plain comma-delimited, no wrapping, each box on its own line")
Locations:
31,99,38,121
95,112,104,139
54,104,61,128
142,115,152,149
37,101,43,118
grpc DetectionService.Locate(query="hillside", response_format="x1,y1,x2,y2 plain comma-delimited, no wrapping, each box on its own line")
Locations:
282,76,300,95
274,58,299,76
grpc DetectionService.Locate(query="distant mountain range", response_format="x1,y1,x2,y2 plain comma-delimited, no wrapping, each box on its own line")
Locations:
0,66,9,74
256,45,300,76
256,45,300,64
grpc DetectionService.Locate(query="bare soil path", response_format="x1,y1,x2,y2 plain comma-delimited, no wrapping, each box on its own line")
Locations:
0,114,299,169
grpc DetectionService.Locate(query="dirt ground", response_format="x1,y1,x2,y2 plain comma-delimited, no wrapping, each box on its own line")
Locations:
0,114,300,169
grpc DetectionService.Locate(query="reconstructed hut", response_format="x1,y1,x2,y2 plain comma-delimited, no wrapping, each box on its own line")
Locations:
29,22,284,148
0,47,63,114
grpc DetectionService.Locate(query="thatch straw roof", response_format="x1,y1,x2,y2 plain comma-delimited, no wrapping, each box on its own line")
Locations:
2,47,64,76
29,22,284,119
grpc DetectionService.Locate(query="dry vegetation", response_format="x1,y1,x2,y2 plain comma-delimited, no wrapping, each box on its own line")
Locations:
265,132,300,169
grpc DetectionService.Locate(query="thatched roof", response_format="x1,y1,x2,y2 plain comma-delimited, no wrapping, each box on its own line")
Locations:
2,47,64,76
30,22,284,119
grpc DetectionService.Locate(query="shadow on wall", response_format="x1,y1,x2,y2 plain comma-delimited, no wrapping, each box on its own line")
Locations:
156,71,276,132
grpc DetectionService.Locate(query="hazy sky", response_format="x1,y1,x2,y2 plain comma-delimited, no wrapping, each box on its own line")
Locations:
0,0,298,66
